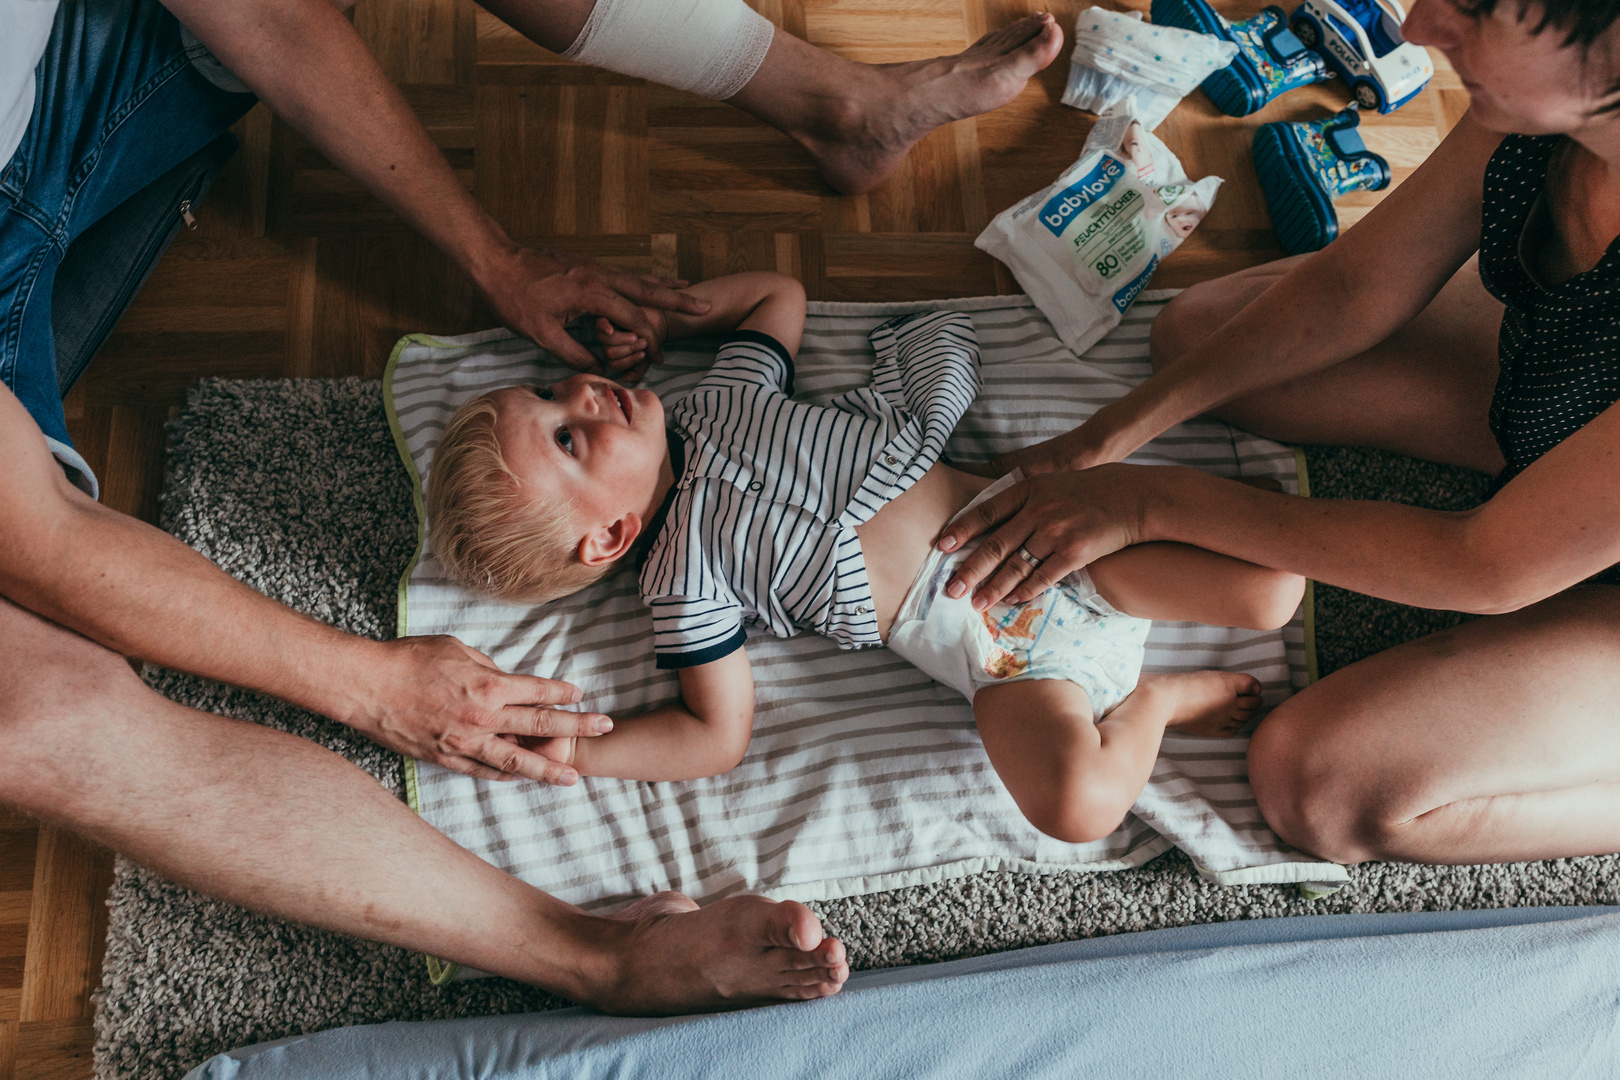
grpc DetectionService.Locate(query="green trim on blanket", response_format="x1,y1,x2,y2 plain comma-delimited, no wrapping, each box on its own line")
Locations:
382,331,464,987
1292,446,1319,685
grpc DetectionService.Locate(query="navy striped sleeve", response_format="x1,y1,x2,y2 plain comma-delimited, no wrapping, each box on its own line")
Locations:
702,330,795,396
648,595,748,668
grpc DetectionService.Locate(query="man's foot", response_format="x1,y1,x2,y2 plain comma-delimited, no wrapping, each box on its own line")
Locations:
803,13,1064,194
1142,670,1262,738
585,890,849,1014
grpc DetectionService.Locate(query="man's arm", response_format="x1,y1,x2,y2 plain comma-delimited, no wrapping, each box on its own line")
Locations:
159,0,707,380
0,386,609,783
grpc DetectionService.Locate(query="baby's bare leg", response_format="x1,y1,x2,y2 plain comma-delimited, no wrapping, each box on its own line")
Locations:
974,672,1261,844
1087,542,1304,630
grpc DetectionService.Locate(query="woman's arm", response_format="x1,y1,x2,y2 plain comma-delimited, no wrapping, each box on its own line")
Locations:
1006,112,1505,476
940,397,1620,614
564,649,757,781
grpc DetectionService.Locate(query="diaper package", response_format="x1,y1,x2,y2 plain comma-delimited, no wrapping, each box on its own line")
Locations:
1062,7,1239,130
974,105,1222,357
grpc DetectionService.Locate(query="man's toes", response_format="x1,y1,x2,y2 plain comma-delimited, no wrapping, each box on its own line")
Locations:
781,981,841,1001
814,936,846,967
974,13,1047,54
743,897,826,952
784,902,828,952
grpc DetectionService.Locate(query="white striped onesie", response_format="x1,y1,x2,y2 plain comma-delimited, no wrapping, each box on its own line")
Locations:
637,311,981,669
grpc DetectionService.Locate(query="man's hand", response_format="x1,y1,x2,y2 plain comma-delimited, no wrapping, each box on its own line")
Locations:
476,247,708,384
336,635,612,785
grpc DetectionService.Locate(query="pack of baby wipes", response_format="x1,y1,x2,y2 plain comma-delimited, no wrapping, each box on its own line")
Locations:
974,104,1222,357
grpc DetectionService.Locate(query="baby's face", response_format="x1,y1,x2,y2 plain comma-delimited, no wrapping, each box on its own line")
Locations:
1165,206,1202,239
490,373,669,528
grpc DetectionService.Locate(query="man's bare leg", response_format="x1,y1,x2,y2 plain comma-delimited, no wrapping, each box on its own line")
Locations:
477,0,1064,194
729,14,1063,194
1149,255,1508,474
0,598,847,1012
1248,585,1620,864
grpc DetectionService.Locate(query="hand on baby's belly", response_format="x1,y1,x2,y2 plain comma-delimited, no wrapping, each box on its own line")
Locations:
855,463,995,640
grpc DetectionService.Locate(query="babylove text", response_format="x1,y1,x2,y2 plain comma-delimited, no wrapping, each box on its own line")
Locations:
1039,154,1127,238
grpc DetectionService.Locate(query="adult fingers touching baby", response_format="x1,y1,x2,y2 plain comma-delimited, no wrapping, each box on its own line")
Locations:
593,316,647,364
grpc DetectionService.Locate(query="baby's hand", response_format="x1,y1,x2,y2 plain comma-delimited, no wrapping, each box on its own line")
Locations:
509,733,579,783
595,308,669,381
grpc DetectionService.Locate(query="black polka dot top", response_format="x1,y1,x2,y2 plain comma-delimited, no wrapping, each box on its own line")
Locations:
1477,133,1620,586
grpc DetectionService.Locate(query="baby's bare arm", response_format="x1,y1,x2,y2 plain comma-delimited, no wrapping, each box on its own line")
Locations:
1087,543,1305,631
567,648,756,781
664,272,807,356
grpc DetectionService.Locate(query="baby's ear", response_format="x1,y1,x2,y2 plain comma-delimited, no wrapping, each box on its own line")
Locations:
578,512,643,567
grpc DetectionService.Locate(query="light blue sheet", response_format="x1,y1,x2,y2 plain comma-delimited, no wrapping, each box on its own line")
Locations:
188,908,1620,1080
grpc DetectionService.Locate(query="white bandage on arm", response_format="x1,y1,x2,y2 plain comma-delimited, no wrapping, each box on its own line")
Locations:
562,0,776,100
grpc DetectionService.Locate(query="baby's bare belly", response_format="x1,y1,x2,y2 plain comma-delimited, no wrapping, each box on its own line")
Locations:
854,463,993,641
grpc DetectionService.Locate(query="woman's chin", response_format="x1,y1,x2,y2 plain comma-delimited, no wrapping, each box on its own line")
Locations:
1467,95,1592,138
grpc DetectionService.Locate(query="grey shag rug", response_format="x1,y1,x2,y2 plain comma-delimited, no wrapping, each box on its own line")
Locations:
93,379,1620,1080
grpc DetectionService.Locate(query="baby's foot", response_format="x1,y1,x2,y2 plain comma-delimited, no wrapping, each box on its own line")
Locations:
1141,670,1263,738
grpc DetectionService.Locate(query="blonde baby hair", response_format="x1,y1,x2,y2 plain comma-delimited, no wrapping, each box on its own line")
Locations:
425,392,614,604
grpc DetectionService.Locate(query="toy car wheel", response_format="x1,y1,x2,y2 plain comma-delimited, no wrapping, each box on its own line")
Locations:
1290,14,1320,48
1354,81,1383,111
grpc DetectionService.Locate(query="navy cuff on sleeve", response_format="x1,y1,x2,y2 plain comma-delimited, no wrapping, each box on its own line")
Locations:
721,329,795,396
655,625,749,670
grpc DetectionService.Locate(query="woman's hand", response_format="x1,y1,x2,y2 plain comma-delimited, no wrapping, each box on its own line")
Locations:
991,424,1120,477
975,405,1141,478
935,464,1157,609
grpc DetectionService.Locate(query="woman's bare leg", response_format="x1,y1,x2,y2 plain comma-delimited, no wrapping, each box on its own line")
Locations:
1150,255,1507,474
1248,584,1620,864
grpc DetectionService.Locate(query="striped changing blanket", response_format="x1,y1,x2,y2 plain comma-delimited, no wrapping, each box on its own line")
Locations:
384,293,1346,958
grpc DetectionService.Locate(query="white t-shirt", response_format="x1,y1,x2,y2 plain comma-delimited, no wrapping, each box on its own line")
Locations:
1,1,58,168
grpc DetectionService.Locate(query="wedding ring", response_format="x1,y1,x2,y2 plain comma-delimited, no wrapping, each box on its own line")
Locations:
1015,545,1043,568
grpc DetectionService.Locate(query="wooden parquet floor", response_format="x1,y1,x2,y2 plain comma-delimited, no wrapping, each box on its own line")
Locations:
5,1,1463,1075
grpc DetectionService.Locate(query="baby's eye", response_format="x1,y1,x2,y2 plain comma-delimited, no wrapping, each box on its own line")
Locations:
556,426,574,455
536,386,554,401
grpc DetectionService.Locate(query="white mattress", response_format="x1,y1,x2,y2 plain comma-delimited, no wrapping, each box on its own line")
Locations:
383,293,1346,979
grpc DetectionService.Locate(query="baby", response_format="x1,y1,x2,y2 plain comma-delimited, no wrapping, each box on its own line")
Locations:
426,272,1304,844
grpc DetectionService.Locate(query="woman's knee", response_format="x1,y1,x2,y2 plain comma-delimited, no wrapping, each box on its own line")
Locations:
1149,258,1300,374
1247,701,1384,864
1148,286,1220,374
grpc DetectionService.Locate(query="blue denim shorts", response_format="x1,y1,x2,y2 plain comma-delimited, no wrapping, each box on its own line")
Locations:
1,0,254,495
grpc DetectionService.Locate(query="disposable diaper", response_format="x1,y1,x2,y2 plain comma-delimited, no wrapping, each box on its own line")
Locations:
974,104,1223,357
1062,7,1239,130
